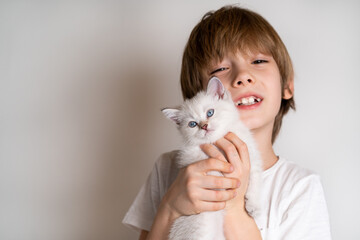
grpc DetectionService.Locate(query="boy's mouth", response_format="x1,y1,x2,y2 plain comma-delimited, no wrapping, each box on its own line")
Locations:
235,96,262,106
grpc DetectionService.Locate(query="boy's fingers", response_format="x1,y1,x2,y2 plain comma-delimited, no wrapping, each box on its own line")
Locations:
196,201,226,213
224,132,250,169
195,158,234,173
199,188,237,202
200,144,227,162
201,175,240,189
214,137,241,168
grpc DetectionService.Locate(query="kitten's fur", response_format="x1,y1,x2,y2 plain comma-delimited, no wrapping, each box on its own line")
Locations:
162,77,263,240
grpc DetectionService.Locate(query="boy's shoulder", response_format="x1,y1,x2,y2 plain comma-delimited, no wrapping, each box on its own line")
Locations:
280,157,316,176
152,150,181,187
265,157,323,195
155,150,180,169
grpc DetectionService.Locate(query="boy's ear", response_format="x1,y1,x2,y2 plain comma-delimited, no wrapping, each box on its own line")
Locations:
161,108,181,125
206,77,225,99
283,78,294,100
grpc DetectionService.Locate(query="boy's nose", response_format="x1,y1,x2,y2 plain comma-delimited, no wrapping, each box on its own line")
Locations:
233,78,254,87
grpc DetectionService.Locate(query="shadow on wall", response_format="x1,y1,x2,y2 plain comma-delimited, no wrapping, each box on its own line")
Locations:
85,65,162,240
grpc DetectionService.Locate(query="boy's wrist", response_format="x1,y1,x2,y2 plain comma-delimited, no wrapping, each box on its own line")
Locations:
147,200,180,240
224,207,262,240
225,194,246,212
225,203,248,219
158,196,181,222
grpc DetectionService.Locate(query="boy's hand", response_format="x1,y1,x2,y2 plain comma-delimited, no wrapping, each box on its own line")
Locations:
201,132,251,213
161,152,240,218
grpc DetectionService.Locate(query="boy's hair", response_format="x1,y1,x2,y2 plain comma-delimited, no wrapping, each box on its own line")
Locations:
180,5,295,143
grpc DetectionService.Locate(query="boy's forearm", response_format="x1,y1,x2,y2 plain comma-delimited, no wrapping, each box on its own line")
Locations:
147,206,261,240
146,202,178,240
224,209,262,240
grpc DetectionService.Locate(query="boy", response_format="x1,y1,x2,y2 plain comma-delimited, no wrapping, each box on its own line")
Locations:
123,6,331,239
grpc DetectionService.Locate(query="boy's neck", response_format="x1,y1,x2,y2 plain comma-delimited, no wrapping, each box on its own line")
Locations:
252,126,278,171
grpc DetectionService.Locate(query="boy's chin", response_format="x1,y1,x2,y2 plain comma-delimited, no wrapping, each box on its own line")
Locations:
241,118,262,131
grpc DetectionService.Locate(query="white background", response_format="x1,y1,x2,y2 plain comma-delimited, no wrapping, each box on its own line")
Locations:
1,1,359,239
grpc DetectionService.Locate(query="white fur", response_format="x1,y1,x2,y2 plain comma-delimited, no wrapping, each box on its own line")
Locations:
162,77,263,240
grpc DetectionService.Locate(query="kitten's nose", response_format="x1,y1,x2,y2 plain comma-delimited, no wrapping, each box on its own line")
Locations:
200,123,208,130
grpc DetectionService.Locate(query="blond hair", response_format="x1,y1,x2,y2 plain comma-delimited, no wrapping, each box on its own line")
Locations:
180,6,295,143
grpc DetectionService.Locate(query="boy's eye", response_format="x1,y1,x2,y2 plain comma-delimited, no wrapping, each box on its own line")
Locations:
188,121,197,128
210,67,229,75
206,109,214,118
252,59,268,64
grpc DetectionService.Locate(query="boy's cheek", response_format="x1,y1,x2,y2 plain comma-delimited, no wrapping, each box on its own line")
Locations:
239,113,262,130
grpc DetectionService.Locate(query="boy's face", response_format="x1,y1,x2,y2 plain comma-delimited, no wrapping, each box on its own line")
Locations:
204,51,293,133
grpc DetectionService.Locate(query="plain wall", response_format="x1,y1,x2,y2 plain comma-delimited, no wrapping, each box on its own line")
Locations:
1,1,359,239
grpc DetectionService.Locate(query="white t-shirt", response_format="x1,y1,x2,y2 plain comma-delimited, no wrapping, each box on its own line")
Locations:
122,151,332,239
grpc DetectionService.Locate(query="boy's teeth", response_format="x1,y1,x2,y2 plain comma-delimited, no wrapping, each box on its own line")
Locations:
236,96,262,106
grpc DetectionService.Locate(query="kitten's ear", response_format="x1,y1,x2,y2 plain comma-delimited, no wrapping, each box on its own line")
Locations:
161,108,181,125
206,77,225,99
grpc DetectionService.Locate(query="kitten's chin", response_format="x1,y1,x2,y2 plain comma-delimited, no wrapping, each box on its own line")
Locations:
202,130,221,143
192,129,227,145
192,131,215,145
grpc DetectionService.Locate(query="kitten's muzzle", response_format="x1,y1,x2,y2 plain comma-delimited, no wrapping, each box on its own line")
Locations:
200,123,208,130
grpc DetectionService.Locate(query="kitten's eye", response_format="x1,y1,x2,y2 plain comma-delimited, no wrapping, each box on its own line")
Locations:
207,109,214,118
188,121,197,128
252,59,268,64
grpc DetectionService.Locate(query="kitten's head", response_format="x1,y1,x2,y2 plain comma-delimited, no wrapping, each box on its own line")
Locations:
162,77,239,145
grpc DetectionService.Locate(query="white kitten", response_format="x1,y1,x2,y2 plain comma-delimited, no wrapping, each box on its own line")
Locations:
162,77,263,240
